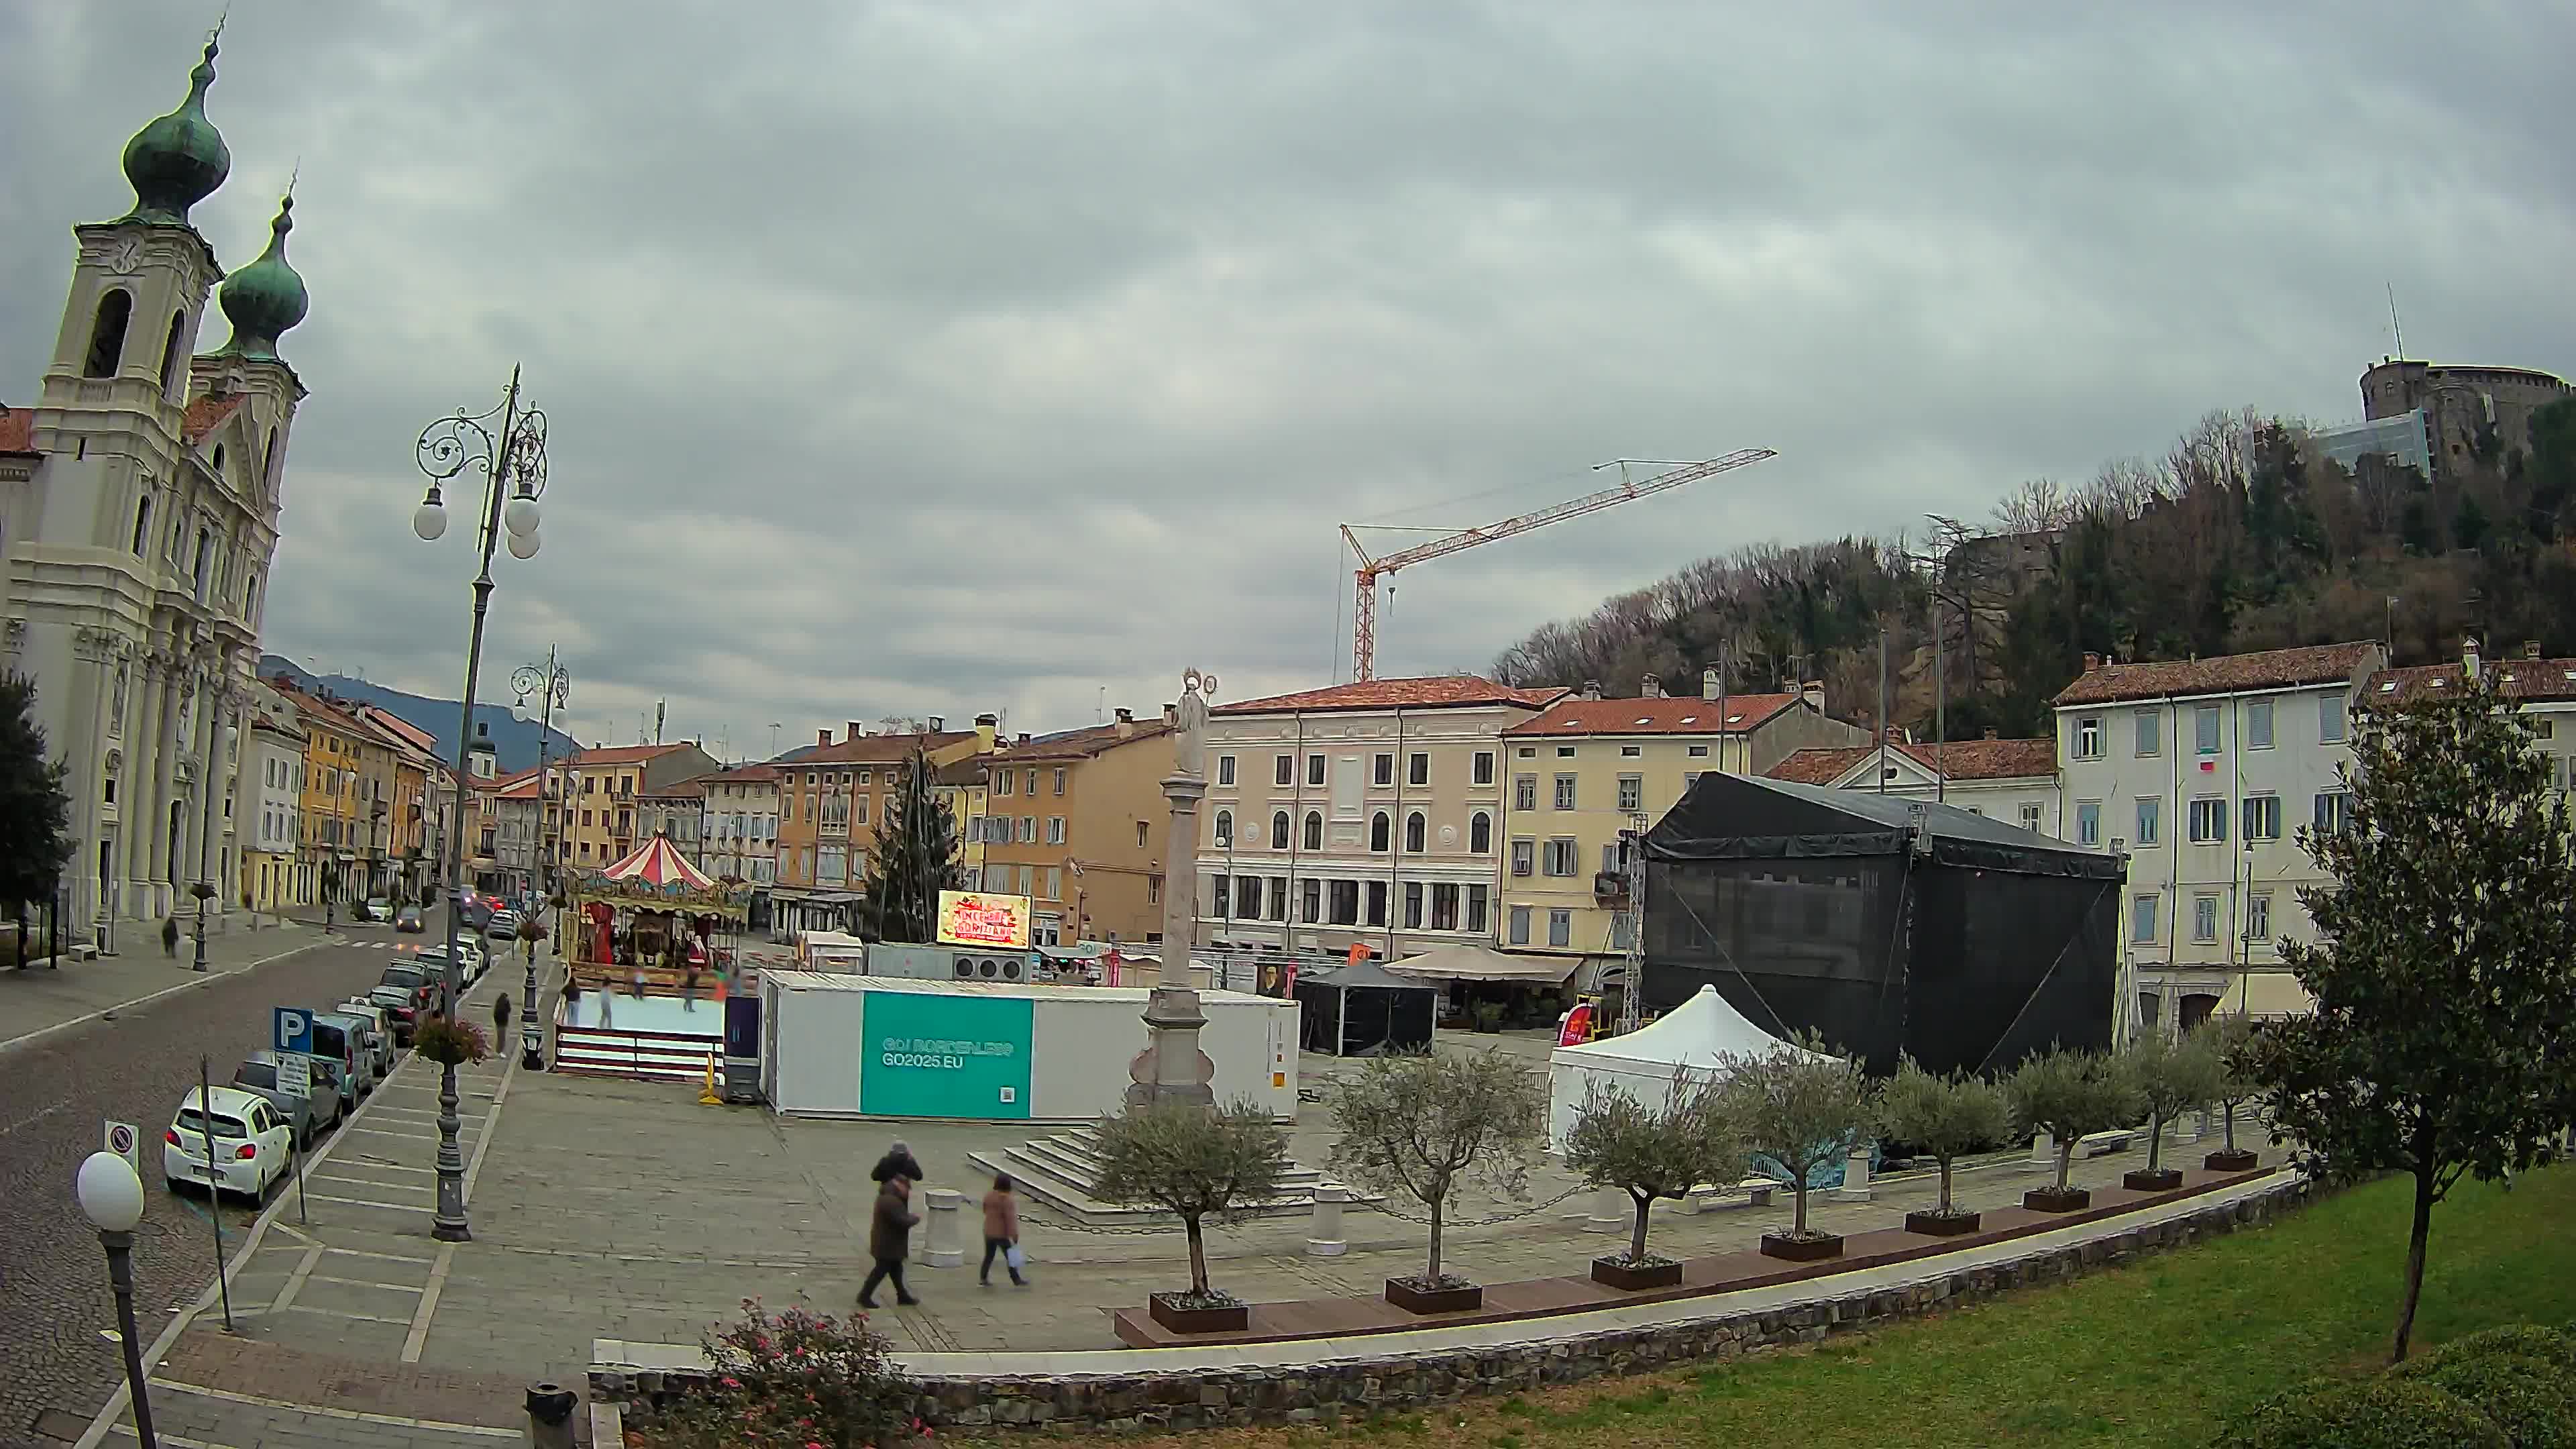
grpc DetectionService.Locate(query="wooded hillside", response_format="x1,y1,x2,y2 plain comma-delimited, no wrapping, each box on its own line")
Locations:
1490,398,2576,740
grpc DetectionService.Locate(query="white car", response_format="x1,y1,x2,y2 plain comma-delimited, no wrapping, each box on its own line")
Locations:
417,939,487,985
163,1085,292,1203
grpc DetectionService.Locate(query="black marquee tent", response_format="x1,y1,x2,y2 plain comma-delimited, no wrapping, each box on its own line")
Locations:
1640,772,2123,1077
1293,959,1440,1057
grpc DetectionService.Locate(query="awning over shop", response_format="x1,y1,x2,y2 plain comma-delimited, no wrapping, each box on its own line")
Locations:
1383,943,1582,984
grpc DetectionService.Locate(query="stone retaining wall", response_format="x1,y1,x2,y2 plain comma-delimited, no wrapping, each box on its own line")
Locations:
596,1177,2311,1434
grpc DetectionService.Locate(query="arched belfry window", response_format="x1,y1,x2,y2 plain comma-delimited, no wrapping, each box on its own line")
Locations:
158,311,186,394
85,290,133,378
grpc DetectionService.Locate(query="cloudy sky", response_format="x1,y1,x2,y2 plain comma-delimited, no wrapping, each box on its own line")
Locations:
5,2,2569,757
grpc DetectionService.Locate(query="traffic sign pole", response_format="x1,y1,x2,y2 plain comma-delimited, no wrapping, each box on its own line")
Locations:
198,1058,235,1334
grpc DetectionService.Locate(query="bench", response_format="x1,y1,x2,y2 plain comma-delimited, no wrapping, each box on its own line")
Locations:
1678,1177,1788,1213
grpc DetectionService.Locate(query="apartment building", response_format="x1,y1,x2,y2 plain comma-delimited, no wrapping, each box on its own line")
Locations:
2368,639,2576,791
636,778,706,864
2053,641,2386,1034
241,712,305,912
354,705,441,902
1194,676,1565,960
562,741,718,872
934,757,991,891
1766,734,2061,835
772,721,991,934
980,710,1174,947
698,763,782,885
1496,682,1865,965
267,681,367,906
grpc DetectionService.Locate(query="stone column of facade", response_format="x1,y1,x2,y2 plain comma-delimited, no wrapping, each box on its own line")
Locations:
1126,669,1217,1110
193,673,225,907
144,655,183,920
66,632,111,928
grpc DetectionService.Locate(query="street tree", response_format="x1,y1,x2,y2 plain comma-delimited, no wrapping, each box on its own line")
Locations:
0,672,72,951
1561,1071,1743,1267
857,747,961,944
2198,1014,2261,1161
2249,668,2576,1362
2123,1029,2224,1177
1093,1097,1290,1305
1876,1057,2011,1220
1329,1049,1547,1287
2004,1046,2141,1195
1716,1034,1875,1239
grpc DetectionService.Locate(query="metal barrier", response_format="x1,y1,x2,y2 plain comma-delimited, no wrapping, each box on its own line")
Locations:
551,1022,720,1083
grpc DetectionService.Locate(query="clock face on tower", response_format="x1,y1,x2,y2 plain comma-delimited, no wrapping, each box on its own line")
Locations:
106,237,143,276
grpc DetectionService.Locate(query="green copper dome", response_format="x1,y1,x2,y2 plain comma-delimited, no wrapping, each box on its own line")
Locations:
119,36,230,226
215,194,308,362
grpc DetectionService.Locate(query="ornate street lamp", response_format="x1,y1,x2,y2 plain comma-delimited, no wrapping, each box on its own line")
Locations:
76,1150,158,1448
511,649,568,1071
411,367,549,1242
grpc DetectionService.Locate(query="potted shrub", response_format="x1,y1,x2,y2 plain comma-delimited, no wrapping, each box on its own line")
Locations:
2122,1029,2223,1191
1562,1071,1741,1289
2198,1014,2263,1171
1330,1049,1546,1313
2005,1046,2141,1212
651,1298,909,1449
1470,1000,1506,1034
1718,1034,1875,1262
413,1016,490,1067
1093,1098,1290,1334
1878,1056,2010,1236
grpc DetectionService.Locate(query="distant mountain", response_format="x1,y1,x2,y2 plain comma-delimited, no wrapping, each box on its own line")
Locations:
258,655,578,775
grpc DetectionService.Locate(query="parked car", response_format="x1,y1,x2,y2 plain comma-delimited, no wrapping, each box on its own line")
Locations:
378,961,439,1018
484,908,521,945
307,1012,375,1099
364,985,419,1045
416,942,483,989
453,888,494,932
163,1085,292,1203
335,1001,398,1075
395,904,425,934
362,897,393,923
231,1051,343,1145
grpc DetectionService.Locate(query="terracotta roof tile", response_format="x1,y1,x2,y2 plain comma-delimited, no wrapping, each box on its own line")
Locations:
182,393,247,445
698,764,781,784
0,405,34,455
991,720,1171,761
2051,643,2382,707
568,743,690,767
791,731,977,765
2368,659,2576,705
1215,676,1566,716
1504,694,1802,737
1766,737,2057,786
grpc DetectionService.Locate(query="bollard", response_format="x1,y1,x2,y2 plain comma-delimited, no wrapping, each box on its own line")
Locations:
1305,1183,1350,1256
1831,1142,1874,1201
2175,1109,2202,1145
525,1381,577,1448
2029,1130,2057,1170
921,1187,965,1267
1584,1185,1626,1233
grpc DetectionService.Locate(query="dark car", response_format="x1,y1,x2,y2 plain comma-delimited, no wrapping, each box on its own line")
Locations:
394,905,425,934
378,961,439,1018
365,985,419,1045
232,1050,343,1146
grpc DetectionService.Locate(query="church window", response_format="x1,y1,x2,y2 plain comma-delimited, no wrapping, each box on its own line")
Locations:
129,496,152,555
85,290,133,378
158,311,186,394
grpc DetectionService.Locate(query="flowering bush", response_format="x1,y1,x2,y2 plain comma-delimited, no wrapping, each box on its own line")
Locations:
412,1017,489,1067
653,1299,910,1449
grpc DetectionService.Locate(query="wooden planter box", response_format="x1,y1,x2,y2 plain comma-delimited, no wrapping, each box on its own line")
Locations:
1759,1232,1843,1263
2123,1167,2184,1192
1591,1255,1684,1291
1905,1209,1981,1236
2204,1148,2259,1172
2024,1185,2092,1213
1146,1292,1248,1334
1383,1277,1483,1314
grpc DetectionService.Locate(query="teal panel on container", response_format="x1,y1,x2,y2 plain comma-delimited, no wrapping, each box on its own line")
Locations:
860,991,1034,1119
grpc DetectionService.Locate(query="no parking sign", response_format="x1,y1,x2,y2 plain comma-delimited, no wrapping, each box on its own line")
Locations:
103,1120,139,1173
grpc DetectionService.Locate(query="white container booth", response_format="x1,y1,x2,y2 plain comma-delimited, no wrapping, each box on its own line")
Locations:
758,971,1298,1121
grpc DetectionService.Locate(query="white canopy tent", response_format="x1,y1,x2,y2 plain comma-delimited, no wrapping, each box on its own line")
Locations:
1383,942,1582,983
1546,984,1831,1146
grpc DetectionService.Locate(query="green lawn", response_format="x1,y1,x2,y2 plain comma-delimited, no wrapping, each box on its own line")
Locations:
1228,1165,2576,1449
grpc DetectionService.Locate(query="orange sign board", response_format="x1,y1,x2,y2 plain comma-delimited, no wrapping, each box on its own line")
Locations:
936,890,1033,950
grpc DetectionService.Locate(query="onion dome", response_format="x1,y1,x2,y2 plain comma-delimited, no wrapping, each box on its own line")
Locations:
119,36,230,226
215,193,308,362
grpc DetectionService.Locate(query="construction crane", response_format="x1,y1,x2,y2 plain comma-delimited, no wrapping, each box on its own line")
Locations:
1340,449,1777,680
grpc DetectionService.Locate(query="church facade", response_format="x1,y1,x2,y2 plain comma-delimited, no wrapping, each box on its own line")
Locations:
0,30,311,934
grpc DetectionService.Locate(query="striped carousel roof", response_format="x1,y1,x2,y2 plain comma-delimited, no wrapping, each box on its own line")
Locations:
596,834,713,891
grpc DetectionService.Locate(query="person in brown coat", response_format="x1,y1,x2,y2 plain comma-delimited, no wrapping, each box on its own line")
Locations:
979,1173,1024,1287
858,1176,920,1308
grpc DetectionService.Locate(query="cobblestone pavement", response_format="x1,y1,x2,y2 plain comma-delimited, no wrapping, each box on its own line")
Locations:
0,920,470,1449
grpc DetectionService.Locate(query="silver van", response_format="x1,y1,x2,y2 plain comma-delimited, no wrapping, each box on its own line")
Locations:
307,1013,374,1099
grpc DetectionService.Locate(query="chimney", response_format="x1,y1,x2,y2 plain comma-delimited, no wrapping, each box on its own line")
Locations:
2525,641,2544,660
2082,651,2101,672
1641,675,1664,698
974,712,998,751
1701,667,1721,702
2463,635,2481,682
1016,733,1031,746
1162,702,1178,727
1801,680,1825,712
1580,679,1603,701
1982,727,1999,740
818,728,833,748
848,720,865,741
1114,706,1135,737
928,715,945,732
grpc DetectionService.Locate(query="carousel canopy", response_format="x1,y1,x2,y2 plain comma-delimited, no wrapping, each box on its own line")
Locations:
598,835,714,890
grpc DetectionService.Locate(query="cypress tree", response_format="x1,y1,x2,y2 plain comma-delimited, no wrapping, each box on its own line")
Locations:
0,672,74,953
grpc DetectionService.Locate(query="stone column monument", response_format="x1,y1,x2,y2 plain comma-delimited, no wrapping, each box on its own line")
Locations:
1126,668,1218,1109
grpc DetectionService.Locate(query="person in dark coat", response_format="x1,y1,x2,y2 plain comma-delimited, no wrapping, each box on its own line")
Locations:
870,1140,925,1187
492,991,513,1045
857,1176,920,1308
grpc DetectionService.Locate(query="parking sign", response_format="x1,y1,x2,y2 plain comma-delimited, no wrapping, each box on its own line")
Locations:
276,1053,311,1101
103,1120,139,1173
273,1007,312,1055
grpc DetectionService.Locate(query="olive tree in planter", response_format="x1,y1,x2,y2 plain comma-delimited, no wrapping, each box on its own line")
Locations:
1330,1049,1547,1313
1561,1071,1742,1289
1717,1035,1875,1262
2122,1029,2224,1191
2198,1014,2263,1171
1877,1057,2011,1236
2005,1046,2141,1212
1092,1097,1291,1334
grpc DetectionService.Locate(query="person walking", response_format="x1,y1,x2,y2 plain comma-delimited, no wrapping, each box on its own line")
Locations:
857,1175,920,1308
492,991,513,1046
161,916,179,959
870,1139,925,1188
980,1173,1024,1287
682,959,700,1012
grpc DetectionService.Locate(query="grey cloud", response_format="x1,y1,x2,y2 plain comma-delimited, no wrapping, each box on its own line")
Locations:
4,1,2570,755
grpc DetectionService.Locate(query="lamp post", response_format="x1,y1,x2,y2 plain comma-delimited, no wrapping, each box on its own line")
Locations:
412,366,550,1242
76,1150,158,1449
511,649,569,1071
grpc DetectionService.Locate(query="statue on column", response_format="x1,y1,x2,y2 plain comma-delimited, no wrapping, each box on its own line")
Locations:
1172,668,1216,779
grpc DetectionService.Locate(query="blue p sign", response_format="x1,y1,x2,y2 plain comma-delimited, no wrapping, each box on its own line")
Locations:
272,1007,312,1055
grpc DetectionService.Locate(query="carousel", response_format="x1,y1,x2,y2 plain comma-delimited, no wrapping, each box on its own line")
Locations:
566,832,755,991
